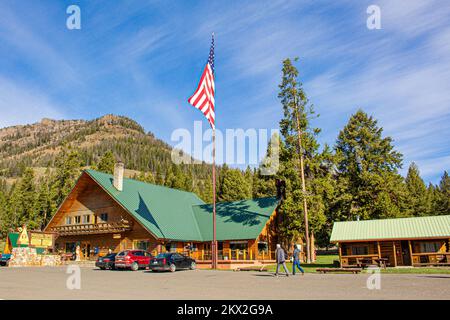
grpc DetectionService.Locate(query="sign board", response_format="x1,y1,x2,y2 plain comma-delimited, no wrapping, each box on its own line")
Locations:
30,232,54,248
113,234,121,239
17,226,29,246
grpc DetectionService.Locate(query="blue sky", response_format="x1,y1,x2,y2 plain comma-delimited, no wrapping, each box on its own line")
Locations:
0,0,449,183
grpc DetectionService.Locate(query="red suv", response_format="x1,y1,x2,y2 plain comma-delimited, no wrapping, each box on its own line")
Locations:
114,250,153,271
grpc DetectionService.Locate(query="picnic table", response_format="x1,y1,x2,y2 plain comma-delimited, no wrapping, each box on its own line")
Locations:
374,258,389,269
356,257,388,269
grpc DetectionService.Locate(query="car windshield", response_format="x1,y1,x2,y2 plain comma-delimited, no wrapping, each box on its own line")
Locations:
105,253,116,258
156,253,170,259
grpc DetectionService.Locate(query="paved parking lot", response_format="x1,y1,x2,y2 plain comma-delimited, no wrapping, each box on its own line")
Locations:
0,266,449,300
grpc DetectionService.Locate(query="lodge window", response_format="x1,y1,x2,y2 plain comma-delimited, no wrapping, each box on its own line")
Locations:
100,213,108,222
65,217,72,225
230,242,247,251
82,214,90,224
133,240,150,251
258,242,268,253
351,245,369,255
419,242,440,253
74,216,81,224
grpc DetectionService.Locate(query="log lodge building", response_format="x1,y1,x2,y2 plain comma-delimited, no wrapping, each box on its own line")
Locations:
44,164,283,269
330,215,450,267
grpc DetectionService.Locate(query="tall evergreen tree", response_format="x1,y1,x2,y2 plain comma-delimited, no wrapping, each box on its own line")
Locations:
35,168,57,229
436,171,450,214
95,151,116,174
334,110,405,220
276,58,326,253
218,167,251,202
51,145,83,210
8,168,38,229
0,189,9,237
405,162,429,216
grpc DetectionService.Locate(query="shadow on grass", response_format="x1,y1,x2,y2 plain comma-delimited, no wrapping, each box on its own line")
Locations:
415,275,450,279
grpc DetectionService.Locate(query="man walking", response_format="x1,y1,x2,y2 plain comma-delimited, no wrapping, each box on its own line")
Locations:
292,244,305,275
275,244,289,277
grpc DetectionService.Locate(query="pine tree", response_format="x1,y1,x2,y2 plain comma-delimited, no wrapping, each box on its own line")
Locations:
334,110,404,220
35,168,57,229
436,171,450,215
276,58,326,255
0,189,9,237
7,168,38,229
51,145,83,211
405,162,429,216
218,168,251,202
95,151,116,174
155,165,164,185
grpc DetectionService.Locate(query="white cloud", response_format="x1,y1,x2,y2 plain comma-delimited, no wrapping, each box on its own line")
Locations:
0,77,65,128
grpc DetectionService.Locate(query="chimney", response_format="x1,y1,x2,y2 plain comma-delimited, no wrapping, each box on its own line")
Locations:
113,162,124,191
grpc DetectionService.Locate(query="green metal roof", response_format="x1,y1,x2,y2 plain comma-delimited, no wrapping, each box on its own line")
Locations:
86,170,205,241
85,170,278,241
192,197,279,241
330,215,450,242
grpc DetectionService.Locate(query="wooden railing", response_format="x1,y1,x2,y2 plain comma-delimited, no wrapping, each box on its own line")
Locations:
188,249,276,261
49,221,133,236
340,254,380,267
412,252,450,266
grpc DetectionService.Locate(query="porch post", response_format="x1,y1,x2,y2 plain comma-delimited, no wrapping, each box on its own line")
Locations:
377,241,381,259
338,243,342,267
408,240,414,266
392,241,397,267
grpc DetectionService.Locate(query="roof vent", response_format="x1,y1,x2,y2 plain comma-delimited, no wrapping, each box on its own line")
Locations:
113,162,124,191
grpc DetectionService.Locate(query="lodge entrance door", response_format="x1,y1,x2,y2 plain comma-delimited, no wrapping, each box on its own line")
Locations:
81,242,91,260
401,240,411,266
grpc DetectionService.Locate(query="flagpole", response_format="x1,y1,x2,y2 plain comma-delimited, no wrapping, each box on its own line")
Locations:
212,127,218,269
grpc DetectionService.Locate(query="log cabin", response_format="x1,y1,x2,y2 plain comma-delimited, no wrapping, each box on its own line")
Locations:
330,215,450,267
44,164,288,269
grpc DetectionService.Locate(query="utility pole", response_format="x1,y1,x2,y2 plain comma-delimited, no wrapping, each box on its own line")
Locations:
294,103,311,264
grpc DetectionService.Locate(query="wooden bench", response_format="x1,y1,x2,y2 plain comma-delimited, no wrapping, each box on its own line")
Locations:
316,268,362,274
235,266,268,272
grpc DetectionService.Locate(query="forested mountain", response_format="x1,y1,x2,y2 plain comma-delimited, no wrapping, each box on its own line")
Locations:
1,114,181,177
0,114,264,235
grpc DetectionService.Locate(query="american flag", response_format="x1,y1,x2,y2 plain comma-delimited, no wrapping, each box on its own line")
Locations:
188,33,215,129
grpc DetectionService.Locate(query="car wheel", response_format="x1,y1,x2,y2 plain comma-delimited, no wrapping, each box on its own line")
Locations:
131,262,139,271
169,263,176,272
190,261,196,270
100,267,106,270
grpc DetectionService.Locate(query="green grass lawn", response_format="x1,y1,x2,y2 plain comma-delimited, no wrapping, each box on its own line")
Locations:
379,267,450,274
265,255,450,274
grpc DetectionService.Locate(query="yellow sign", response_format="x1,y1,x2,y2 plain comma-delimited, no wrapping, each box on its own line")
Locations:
30,233,53,248
17,226,29,245
113,234,121,239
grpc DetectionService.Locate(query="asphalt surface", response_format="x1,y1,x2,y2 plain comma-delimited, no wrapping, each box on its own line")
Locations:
0,266,449,300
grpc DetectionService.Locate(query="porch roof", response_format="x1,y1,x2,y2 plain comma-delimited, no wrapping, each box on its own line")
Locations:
192,197,279,241
330,215,450,243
